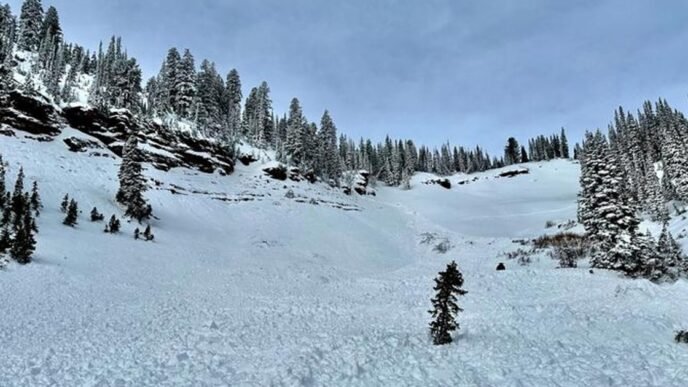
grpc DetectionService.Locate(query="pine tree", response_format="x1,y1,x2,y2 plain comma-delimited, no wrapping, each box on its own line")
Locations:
175,49,196,118
90,207,104,222
116,135,152,222
0,224,11,254
29,181,41,216
63,199,78,226
17,0,44,52
143,224,153,241
429,261,467,345
134,227,140,240
11,167,26,231
655,224,685,280
225,69,242,141
560,128,570,158
504,137,520,165
11,202,37,264
580,131,645,275
106,215,121,233
285,98,307,167
0,155,6,217
60,194,69,213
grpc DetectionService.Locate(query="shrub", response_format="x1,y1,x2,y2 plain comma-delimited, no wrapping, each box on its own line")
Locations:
676,330,688,344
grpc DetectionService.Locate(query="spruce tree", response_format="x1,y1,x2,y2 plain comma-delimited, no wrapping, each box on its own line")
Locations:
106,215,121,233
225,68,242,140
134,227,140,240
143,224,153,241
29,181,41,216
63,199,78,226
285,98,307,167
60,194,69,213
11,167,26,231
429,261,467,345
504,137,520,165
90,207,104,222
116,134,152,222
17,0,44,52
656,224,685,281
11,204,36,264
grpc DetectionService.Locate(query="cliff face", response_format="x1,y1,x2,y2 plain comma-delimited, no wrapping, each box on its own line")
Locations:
0,89,235,175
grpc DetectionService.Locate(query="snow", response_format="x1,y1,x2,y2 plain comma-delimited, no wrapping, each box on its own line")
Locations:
1,132,688,386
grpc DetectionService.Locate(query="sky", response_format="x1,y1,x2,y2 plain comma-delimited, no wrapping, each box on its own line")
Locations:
7,0,688,154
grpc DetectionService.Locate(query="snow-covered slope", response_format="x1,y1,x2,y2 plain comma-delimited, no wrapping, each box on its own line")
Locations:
1,132,688,386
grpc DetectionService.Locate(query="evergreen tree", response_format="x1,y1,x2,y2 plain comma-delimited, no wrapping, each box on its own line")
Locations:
10,207,36,264
116,134,152,222
560,128,570,158
143,224,154,241
10,167,26,230
63,199,78,226
175,49,196,117
40,6,61,44
90,207,104,222
60,194,69,213
134,227,140,240
655,224,685,281
29,181,41,216
285,98,307,166
225,68,242,141
17,0,44,51
106,215,121,233
429,261,467,345
504,137,520,165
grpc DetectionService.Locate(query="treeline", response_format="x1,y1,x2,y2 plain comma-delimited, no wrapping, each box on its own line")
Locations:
1,0,571,188
578,99,688,282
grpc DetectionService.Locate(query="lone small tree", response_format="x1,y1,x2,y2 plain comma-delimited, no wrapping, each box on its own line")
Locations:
429,261,467,345
63,199,78,226
142,224,154,241
90,207,104,222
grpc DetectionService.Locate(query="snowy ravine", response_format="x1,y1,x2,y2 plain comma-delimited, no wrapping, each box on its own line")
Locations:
1,132,688,387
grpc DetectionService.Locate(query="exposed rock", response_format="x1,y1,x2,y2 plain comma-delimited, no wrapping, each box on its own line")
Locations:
496,263,506,271
63,137,103,152
0,127,15,137
264,165,288,181
0,90,61,136
238,153,259,166
498,168,530,178
424,178,451,189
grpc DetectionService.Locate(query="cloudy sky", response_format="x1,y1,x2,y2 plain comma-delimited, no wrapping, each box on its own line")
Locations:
7,0,688,154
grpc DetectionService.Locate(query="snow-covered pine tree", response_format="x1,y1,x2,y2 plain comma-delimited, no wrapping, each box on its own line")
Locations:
285,98,307,167
116,134,152,222
17,0,43,52
63,199,78,226
225,69,242,141
429,261,467,345
659,113,688,202
158,47,181,113
317,110,341,184
175,49,196,118
0,5,16,63
656,224,685,281
580,130,648,276
643,156,669,222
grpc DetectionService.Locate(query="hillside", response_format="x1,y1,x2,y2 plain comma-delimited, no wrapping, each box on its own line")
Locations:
2,130,688,386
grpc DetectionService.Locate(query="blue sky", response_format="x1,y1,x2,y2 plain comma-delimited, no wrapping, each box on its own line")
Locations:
7,0,688,154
